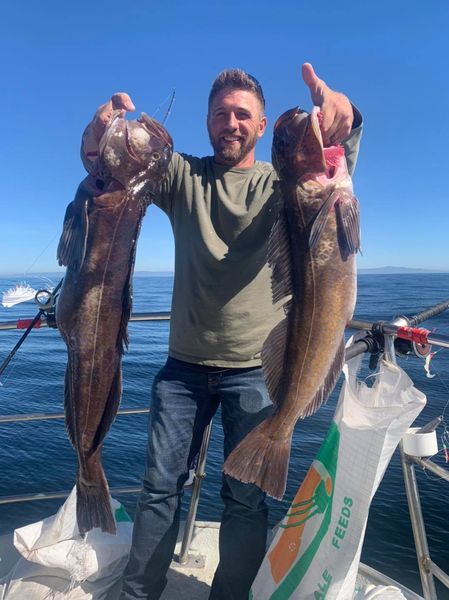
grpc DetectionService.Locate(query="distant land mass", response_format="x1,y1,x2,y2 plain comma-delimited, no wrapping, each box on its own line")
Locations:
358,266,448,275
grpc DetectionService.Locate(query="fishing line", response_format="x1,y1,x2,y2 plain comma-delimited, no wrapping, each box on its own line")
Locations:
428,359,449,420
433,367,449,462
152,89,176,125
416,354,449,474
0,351,20,389
22,232,59,277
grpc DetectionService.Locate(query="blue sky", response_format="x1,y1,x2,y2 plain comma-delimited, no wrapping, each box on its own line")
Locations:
1,0,448,275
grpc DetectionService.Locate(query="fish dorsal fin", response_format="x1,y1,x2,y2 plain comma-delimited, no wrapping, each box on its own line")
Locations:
264,202,295,404
267,205,293,303
57,187,89,271
308,189,338,250
301,339,345,418
336,193,361,256
261,309,291,404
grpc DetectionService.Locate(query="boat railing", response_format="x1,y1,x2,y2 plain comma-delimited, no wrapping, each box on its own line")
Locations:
1,298,449,594
399,446,449,598
0,310,210,569
348,304,449,600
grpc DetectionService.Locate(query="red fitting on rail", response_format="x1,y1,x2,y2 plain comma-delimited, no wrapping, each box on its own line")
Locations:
17,319,42,330
396,326,429,346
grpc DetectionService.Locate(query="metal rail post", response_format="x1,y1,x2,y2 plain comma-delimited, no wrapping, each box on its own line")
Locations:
178,420,213,564
400,443,438,599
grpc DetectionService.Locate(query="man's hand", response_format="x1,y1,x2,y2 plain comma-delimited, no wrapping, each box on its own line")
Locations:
301,63,353,147
81,92,135,171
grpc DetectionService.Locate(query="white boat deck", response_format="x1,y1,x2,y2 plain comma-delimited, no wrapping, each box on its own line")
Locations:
163,521,220,599
0,521,424,599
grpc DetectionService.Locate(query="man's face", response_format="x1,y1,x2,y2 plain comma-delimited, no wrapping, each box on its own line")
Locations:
207,88,267,168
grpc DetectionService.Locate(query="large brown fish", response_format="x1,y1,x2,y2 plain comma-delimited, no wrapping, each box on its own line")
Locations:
56,112,173,534
224,106,360,499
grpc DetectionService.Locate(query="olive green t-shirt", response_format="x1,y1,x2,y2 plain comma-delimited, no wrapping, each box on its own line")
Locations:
152,124,362,367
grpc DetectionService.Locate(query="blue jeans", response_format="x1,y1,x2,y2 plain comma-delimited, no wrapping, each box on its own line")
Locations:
121,357,275,600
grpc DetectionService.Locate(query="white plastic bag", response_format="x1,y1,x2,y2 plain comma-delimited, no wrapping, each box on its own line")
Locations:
251,344,426,599
0,487,132,599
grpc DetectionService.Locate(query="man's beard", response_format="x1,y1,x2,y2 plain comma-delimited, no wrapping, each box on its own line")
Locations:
208,129,258,165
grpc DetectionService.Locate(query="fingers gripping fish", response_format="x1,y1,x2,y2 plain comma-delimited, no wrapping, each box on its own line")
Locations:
224,107,360,499
56,112,173,534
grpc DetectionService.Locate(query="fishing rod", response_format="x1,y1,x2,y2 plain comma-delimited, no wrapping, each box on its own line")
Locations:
0,304,169,381
0,279,63,379
0,310,171,331
1,296,448,376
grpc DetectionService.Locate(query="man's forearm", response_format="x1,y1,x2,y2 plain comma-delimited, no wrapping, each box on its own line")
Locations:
343,105,363,177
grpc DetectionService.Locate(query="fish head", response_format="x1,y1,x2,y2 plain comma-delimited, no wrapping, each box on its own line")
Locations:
272,107,326,182
98,111,173,188
273,107,351,191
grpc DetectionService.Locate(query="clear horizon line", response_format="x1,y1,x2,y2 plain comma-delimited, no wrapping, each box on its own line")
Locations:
1,266,449,277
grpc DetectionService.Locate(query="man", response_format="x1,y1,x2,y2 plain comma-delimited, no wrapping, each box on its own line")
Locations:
81,63,362,600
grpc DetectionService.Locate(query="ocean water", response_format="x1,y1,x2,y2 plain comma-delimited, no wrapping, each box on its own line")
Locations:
0,273,448,597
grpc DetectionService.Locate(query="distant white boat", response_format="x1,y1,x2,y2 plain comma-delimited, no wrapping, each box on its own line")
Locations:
1,283,38,308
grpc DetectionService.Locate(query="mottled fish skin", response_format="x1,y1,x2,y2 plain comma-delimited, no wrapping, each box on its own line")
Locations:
224,107,360,499
56,113,173,534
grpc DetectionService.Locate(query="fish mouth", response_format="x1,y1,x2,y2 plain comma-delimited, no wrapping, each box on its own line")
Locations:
124,125,140,161
139,113,173,149
98,112,173,185
310,107,324,146
272,107,326,181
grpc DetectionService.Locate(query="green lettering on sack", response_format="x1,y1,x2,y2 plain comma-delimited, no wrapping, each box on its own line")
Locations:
313,569,332,598
269,423,340,600
331,497,353,549
331,537,340,550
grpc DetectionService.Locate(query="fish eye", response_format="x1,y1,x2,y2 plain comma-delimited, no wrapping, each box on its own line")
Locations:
152,152,161,160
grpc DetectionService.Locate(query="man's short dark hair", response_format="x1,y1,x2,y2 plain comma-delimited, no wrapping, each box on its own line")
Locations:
208,69,266,112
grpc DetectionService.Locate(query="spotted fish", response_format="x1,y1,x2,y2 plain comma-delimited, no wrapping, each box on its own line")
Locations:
224,106,360,499
56,112,173,533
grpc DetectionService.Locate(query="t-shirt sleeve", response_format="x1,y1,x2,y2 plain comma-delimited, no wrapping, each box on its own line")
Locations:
343,104,363,177
150,152,184,217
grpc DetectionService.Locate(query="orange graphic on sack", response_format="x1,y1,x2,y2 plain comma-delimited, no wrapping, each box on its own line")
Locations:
268,460,333,584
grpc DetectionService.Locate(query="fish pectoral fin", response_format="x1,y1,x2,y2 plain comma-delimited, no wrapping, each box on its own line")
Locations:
267,206,294,303
336,194,361,256
57,185,89,271
302,339,346,418
308,190,338,250
92,366,122,451
262,315,290,404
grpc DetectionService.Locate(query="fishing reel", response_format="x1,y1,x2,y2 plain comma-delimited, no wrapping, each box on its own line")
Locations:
34,287,59,328
359,316,432,372
392,315,433,359
34,289,55,311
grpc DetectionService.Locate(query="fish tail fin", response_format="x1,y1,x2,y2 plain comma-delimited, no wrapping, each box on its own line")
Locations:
76,460,116,535
223,417,292,500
